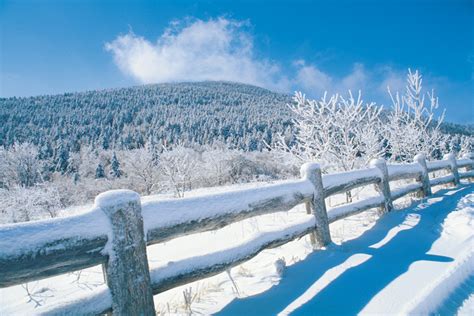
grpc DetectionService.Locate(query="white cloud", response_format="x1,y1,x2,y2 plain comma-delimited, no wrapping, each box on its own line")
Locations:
293,62,370,96
340,63,368,92
105,18,290,91
377,67,406,94
293,61,332,95
106,17,431,104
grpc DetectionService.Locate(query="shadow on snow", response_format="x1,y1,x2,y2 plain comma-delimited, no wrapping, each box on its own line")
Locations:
218,184,474,316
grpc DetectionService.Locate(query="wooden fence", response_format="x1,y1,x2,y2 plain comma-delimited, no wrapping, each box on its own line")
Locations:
0,152,473,315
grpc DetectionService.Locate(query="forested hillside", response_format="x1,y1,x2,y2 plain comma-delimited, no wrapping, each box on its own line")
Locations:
0,82,294,154
1,81,472,157
1,80,473,224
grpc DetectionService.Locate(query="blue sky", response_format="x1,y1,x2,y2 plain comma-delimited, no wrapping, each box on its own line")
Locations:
1,0,473,123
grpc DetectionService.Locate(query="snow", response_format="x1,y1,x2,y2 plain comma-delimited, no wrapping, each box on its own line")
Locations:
460,170,474,179
457,293,474,315
327,195,384,222
322,167,381,194
148,215,316,288
36,286,111,316
94,189,140,210
141,179,313,236
427,159,450,171
387,162,422,179
402,251,473,315
430,174,455,187
456,158,474,168
300,162,320,176
391,182,422,201
0,207,108,258
217,184,474,315
405,192,474,315
1,180,473,315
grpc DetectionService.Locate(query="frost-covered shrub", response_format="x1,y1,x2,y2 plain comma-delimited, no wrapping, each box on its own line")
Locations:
386,69,447,162
0,184,63,223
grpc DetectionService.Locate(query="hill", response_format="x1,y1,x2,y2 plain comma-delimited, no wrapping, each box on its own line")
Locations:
0,82,293,154
0,81,472,158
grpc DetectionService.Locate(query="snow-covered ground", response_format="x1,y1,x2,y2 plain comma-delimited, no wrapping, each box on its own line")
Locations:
219,184,474,315
1,182,473,315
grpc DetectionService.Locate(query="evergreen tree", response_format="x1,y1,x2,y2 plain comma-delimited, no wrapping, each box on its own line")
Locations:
39,143,53,160
111,152,122,178
55,143,70,174
102,134,110,150
73,171,80,184
95,163,105,179
40,162,53,182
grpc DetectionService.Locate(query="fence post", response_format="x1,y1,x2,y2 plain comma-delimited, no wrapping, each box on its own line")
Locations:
462,152,474,183
369,158,393,214
444,153,460,186
96,190,155,316
414,153,432,197
300,163,331,248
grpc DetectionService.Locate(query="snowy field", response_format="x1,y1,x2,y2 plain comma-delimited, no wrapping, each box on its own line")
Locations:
1,182,473,315
219,184,474,315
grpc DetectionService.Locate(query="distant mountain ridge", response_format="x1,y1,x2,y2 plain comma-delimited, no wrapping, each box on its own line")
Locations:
0,81,472,156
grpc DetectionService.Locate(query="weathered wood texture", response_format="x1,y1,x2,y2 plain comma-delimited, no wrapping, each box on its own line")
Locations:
322,168,381,197
387,163,422,181
460,170,474,179
301,163,331,247
456,158,473,168
0,181,312,288
0,210,109,287
444,153,460,185
0,237,107,288
144,180,313,246
149,218,316,295
426,159,451,172
369,159,393,214
414,153,432,197
391,183,423,201
36,217,317,316
2,152,473,315
98,190,155,316
430,174,455,187
460,153,474,182
327,196,385,223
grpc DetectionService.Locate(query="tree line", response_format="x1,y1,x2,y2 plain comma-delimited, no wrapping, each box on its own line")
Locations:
0,73,473,223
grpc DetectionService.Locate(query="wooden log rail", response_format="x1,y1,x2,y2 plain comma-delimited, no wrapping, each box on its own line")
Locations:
0,152,473,315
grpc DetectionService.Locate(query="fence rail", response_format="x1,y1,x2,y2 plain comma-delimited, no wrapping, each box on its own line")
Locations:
1,152,473,315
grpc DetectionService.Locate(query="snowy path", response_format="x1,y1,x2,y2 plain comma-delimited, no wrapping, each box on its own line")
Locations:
218,185,474,315
434,275,474,315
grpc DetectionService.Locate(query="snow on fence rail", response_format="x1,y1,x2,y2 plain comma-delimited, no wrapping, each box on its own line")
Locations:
0,152,473,315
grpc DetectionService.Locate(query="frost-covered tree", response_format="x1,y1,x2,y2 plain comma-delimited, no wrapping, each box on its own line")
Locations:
199,143,238,186
122,147,160,195
459,135,474,155
273,91,386,202
77,146,100,179
0,143,42,188
386,69,446,161
160,145,199,198
274,91,385,172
